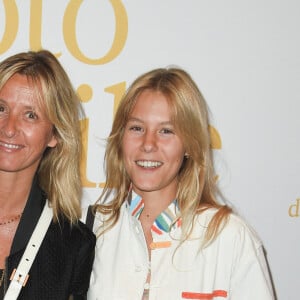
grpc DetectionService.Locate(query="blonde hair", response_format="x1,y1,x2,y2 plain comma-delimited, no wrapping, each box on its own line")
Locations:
0,50,83,224
96,67,231,245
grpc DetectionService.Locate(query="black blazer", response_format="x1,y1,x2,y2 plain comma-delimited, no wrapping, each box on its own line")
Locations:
2,179,96,300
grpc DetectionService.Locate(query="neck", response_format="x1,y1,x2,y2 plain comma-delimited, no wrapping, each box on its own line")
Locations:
134,188,177,221
0,172,35,216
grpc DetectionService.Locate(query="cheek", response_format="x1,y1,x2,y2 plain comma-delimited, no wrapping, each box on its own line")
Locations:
121,151,133,176
24,128,45,145
121,136,135,157
121,141,131,169
29,126,54,147
172,150,186,170
175,155,185,168
166,142,185,161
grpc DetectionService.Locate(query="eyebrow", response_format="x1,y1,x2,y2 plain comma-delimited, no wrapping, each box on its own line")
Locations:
127,117,173,126
0,99,37,110
127,117,143,123
23,105,37,110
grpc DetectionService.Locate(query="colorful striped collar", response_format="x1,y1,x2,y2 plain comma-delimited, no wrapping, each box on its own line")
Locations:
128,191,181,234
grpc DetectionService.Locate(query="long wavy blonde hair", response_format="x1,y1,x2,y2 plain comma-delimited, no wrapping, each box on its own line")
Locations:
0,50,83,224
96,67,231,245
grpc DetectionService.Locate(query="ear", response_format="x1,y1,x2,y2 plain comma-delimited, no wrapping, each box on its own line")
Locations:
47,134,58,148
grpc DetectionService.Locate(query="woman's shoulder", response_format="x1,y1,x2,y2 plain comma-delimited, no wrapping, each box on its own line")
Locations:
51,217,96,247
76,219,97,241
196,207,263,246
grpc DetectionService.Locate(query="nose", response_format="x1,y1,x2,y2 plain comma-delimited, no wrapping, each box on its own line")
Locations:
1,114,19,138
141,131,158,153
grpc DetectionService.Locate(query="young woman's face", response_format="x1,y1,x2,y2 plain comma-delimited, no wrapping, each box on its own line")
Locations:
0,73,57,176
122,89,185,197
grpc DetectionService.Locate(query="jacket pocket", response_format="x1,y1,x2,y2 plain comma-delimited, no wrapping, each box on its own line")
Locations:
182,290,227,299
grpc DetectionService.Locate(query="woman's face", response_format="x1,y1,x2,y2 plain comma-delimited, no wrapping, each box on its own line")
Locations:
0,73,57,176
122,89,185,198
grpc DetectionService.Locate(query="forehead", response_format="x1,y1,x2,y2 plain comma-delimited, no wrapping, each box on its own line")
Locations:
133,89,170,110
129,89,176,121
0,73,42,108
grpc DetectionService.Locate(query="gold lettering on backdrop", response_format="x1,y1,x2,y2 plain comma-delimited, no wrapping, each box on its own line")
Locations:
63,0,128,65
29,0,61,56
0,0,18,54
80,118,101,188
105,81,126,116
77,84,93,103
29,0,42,52
288,198,300,217
0,1,223,189
78,82,126,188
209,125,221,149
78,84,97,187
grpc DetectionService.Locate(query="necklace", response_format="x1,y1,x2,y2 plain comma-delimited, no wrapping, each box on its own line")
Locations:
0,213,22,226
0,269,4,287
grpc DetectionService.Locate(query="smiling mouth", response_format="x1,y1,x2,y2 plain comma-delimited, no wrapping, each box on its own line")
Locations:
0,141,23,149
136,160,162,168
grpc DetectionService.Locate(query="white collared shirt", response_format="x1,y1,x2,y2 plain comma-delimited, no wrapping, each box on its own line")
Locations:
87,196,274,300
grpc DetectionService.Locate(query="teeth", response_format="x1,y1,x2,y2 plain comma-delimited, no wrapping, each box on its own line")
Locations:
0,142,22,149
136,160,162,168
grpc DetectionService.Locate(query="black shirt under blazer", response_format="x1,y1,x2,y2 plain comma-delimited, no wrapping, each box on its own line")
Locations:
2,178,96,300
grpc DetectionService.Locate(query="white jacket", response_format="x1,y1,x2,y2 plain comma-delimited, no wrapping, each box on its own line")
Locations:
87,198,275,300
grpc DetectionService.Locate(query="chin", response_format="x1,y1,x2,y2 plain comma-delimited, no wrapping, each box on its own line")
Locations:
133,184,158,193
